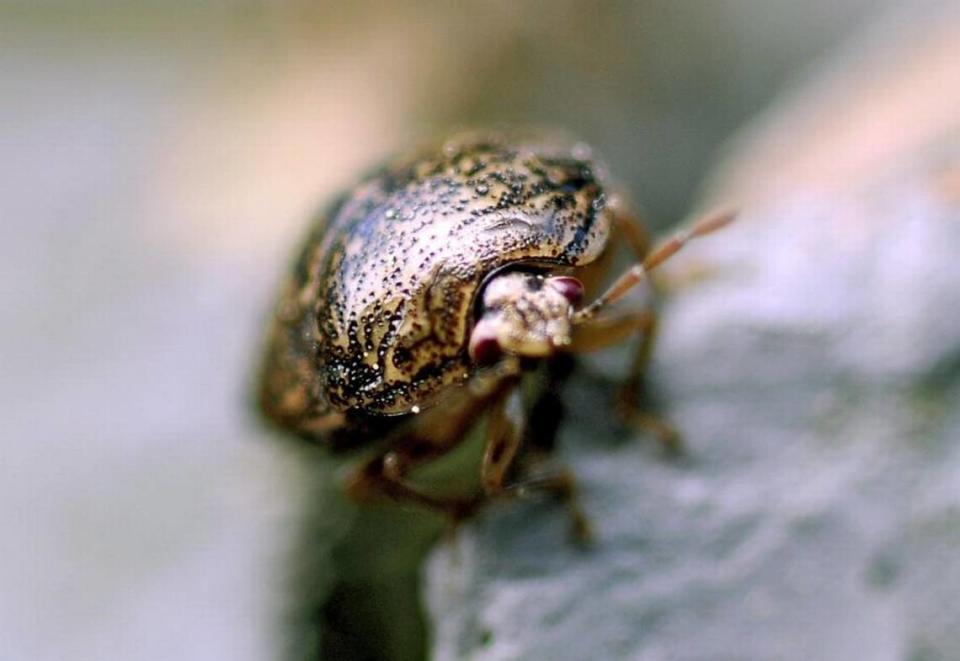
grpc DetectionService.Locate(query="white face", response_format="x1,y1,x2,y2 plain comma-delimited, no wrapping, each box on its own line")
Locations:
469,271,584,365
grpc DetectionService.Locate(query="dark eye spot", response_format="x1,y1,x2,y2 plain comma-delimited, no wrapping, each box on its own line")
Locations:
471,336,502,367
547,276,584,305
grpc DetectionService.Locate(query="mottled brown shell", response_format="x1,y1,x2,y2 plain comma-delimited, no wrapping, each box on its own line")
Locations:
259,130,612,443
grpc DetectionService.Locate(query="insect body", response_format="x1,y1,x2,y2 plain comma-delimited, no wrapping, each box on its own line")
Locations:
258,130,731,522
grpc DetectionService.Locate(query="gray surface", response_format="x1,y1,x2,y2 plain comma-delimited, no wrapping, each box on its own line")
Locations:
424,6,960,651
426,147,960,661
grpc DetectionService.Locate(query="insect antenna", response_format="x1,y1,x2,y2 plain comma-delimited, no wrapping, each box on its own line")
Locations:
573,209,736,323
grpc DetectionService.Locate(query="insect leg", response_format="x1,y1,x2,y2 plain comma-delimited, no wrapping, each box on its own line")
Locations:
607,196,653,260
348,450,480,518
570,306,681,453
500,469,591,543
480,383,591,541
345,377,516,519
479,386,526,497
580,203,668,432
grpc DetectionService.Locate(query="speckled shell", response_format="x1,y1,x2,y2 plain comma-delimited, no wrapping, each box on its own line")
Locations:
258,130,612,443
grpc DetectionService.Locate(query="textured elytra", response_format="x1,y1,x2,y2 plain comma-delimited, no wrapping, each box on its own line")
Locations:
258,131,613,444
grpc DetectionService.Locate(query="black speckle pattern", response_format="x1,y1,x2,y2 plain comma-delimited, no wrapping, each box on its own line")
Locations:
258,130,612,441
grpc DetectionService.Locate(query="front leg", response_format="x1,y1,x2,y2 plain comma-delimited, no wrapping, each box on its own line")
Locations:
348,446,481,518
345,374,517,520
570,307,681,453
568,209,735,451
480,386,591,541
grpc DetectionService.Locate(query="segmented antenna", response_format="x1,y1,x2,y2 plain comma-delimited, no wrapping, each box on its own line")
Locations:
573,209,736,323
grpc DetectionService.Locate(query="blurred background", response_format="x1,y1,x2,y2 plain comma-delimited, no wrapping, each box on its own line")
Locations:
2,1,954,660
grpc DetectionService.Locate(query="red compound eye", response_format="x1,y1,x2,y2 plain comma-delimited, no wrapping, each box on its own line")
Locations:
470,335,502,366
548,276,584,305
